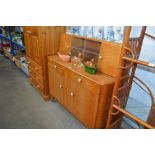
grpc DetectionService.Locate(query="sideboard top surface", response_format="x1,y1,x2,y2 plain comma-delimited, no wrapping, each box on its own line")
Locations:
48,55,115,86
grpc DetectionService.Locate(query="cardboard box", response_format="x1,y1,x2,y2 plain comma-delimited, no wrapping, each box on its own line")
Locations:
13,56,21,68
3,47,11,59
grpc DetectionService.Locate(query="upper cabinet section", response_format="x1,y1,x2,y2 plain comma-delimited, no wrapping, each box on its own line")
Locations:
66,26,125,44
23,26,39,36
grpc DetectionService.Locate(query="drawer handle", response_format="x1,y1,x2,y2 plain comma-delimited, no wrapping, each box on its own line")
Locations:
54,65,57,69
78,78,82,83
37,85,40,88
27,31,32,34
70,92,74,97
59,84,63,88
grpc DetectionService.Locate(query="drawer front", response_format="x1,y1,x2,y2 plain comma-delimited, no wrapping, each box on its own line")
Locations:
28,65,44,85
67,69,100,95
67,70,85,86
48,61,65,73
29,75,44,93
27,57,43,76
85,79,100,95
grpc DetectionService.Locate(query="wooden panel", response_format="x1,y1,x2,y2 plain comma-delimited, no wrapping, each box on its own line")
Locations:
45,27,66,56
59,33,72,54
95,83,114,128
97,41,122,77
45,27,55,55
31,35,41,65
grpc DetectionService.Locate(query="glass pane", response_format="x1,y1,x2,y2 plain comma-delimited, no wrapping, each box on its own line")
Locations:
130,26,142,38
146,26,155,36
70,37,101,64
66,26,125,43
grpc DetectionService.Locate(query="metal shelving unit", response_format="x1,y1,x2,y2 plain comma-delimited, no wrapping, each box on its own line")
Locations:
0,26,28,76
0,26,25,56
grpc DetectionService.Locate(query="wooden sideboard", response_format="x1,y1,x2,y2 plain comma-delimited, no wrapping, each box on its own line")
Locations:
24,26,65,100
47,33,124,128
48,55,115,128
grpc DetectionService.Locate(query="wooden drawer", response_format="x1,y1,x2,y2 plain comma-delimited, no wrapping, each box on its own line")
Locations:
28,65,44,85
67,70,86,86
29,75,44,93
67,69,100,95
48,61,65,74
27,57,43,76
85,79,100,95
29,75,35,85
35,79,44,93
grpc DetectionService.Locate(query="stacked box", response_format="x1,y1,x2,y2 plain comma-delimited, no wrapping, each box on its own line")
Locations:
13,56,21,68
3,47,12,60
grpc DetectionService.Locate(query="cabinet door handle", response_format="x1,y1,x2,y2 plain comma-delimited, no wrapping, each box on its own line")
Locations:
78,78,82,83
70,92,74,97
59,84,63,88
99,55,102,59
54,65,57,69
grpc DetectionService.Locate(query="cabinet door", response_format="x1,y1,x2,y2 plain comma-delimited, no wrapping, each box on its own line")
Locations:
24,32,32,58
48,63,65,104
75,86,99,128
65,78,77,111
66,77,99,128
31,35,41,65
